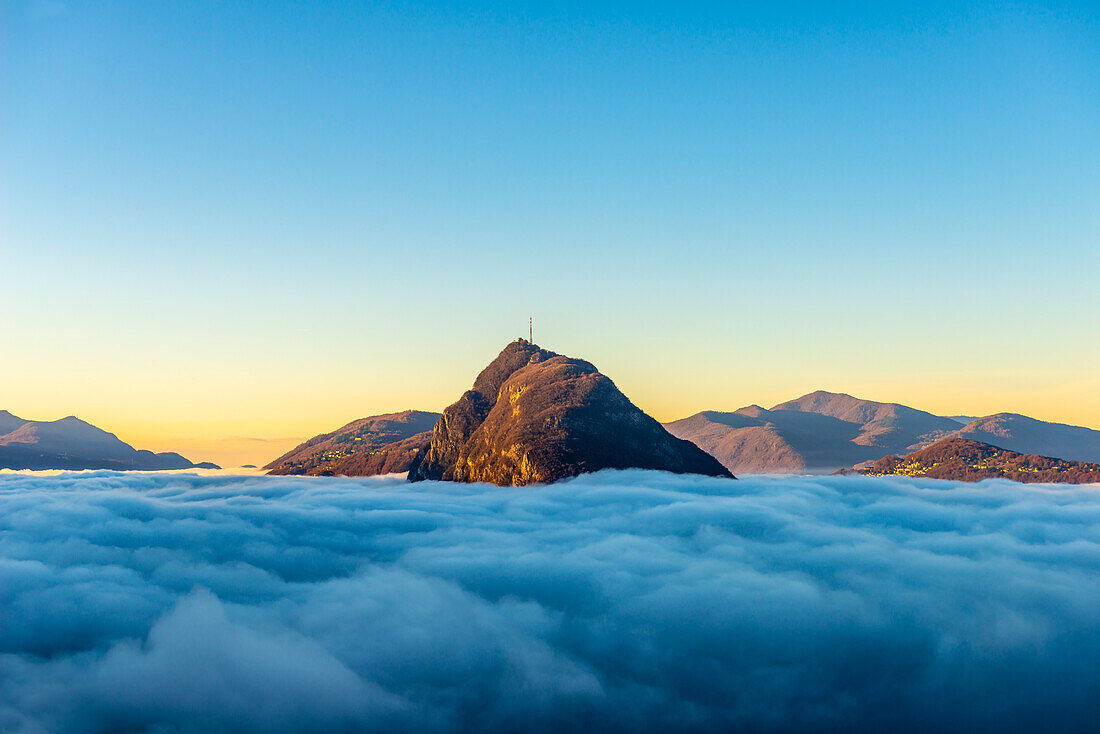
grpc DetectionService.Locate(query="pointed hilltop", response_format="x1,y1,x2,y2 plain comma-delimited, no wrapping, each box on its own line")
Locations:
0,410,25,434
409,340,733,485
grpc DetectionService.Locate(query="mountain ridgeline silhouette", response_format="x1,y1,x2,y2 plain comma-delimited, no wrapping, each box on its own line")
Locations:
664,392,961,474
0,412,217,471
665,391,1100,475
266,359,1100,484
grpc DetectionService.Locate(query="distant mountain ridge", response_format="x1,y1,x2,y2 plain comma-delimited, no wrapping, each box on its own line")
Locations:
666,391,1099,474
771,391,963,450
0,411,217,471
951,413,1100,464
664,391,960,474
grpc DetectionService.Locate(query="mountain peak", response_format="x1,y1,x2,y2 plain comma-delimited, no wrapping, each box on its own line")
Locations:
773,390,867,412
805,390,850,399
410,344,732,485
0,410,25,435
470,340,559,399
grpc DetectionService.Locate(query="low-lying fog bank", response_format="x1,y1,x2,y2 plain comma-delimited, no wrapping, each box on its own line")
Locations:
2,470,1099,733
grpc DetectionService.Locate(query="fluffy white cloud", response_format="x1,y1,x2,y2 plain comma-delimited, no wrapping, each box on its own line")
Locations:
2,470,1099,733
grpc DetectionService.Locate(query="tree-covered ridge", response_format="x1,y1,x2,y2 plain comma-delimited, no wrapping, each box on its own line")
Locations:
858,437,1100,484
265,410,439,476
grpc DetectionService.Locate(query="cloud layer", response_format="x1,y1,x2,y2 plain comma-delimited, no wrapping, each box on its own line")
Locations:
2,470,1100,733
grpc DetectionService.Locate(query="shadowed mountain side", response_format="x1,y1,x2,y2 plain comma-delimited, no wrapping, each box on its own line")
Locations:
950,413,1100,464
665,406,887,474
0,410,25,434
0,412,216,470
854,436,1100,484
771,390,962,451
667,391,988,475
265,410,440,476
688,425,804,473
410,341,733,485
1,417,151,463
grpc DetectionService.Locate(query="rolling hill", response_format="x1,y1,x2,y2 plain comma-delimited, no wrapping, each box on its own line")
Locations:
664,392,960,473
265,410,441,476
855,436,1100,484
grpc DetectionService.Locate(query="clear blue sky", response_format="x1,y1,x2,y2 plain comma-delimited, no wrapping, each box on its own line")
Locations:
2,0,1098,464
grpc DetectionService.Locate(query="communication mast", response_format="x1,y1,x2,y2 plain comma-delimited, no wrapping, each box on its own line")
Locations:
529,317,533,343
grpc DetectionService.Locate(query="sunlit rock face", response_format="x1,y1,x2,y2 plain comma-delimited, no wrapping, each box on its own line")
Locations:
409,341,733,486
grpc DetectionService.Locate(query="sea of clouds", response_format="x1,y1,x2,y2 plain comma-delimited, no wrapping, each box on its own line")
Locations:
2,470,1100,734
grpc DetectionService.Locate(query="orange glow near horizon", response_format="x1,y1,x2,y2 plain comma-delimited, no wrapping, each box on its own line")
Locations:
6,353,1097,469
5,0,1098,470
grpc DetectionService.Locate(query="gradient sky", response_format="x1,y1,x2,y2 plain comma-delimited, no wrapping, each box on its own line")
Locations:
3,0,1098,466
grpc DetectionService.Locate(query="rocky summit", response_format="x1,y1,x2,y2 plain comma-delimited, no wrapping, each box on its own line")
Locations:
408,340,734,486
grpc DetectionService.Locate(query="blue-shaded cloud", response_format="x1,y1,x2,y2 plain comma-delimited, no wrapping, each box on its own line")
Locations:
2,470,1100,733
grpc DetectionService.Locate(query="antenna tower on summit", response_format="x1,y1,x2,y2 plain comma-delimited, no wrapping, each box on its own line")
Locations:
529,317,533,343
